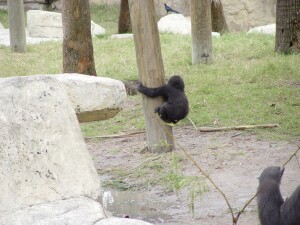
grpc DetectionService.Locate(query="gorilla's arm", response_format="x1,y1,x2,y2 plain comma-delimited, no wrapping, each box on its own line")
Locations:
137,84,168,99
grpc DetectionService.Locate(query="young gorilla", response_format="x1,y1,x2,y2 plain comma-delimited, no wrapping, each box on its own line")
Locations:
257,166,285,225
138,75,189,124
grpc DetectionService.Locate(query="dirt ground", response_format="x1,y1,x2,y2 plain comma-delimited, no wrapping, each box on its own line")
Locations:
86,127,300,225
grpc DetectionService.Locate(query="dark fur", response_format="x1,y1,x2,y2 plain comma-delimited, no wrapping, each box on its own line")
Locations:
281,185,300,225
138,75,189,124
257,166,284,225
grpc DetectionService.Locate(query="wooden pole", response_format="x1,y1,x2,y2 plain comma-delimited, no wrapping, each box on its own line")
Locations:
191,0,212,64
7,0,27,52
62,0,97,76
128,0,174,152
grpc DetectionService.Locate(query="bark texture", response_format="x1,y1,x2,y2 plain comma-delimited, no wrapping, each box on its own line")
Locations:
275,0,300,53
62,0,97,76
211,0,228,33
118,0,132,33
191,0,213,64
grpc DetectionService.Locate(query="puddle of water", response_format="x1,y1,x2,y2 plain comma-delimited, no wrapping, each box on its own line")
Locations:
100,190,174,223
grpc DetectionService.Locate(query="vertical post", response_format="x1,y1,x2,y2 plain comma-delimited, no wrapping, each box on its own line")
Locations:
191,0,212,64
62,0,97,76
7,0,27,52
275,0,300,53
128,0,174,152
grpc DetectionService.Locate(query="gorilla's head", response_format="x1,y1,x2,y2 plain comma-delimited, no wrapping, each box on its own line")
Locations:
168,75,184,91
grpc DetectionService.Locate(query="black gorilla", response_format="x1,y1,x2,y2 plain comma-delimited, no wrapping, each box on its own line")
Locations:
257,166,284,225
138,75,189,124
281,185,300,225
257,166,300,225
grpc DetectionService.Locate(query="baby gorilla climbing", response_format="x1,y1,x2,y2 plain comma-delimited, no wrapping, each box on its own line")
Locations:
138,75,189,124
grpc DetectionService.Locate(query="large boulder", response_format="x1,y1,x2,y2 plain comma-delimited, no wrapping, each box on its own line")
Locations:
0,75,101,213
0,74,149,225
27,10,106,38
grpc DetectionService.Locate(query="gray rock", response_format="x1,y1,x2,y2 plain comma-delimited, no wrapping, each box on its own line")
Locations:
91,20,106,36
157,14,220,37
111,33,134,39
27,10,106,38
0,75,101,213
0,197,106,225
0,28,61,46
247,24,276,35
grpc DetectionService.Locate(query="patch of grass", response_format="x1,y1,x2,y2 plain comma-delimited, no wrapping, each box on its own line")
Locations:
0,4,299,140
162,152,208,216
90,3,120,36
102,179,131,191
0,9,8,28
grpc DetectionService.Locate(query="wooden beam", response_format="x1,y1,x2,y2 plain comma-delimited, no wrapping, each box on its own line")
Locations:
128,0,174,152
191,0,212,64
7,0,26,52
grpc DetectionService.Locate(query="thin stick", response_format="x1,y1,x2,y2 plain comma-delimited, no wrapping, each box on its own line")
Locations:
187,117,198,130
282,146,300,167
85,131,145,139
198,124,278,132
174,137,236,222
234,192,258,223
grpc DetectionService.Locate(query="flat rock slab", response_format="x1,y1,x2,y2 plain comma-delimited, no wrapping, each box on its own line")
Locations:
53,74,126,123
0,197,106,225
27,10,106,38
247,24,276,35
0,28,61,46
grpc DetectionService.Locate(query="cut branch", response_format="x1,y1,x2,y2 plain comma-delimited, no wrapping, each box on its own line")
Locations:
84,131,145,139
198,124,278,132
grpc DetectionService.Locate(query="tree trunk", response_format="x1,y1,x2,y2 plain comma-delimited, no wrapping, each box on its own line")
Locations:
7,0,26,52
191,0,212,64
118,0,132,33
275,0,300,53
128,0,174,153
62,0,97,76
211,0,228,33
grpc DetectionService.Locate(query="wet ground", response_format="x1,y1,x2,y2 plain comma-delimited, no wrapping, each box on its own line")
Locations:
87,128,300,225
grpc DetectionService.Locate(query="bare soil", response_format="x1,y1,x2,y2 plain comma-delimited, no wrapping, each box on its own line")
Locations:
86,128,300,225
